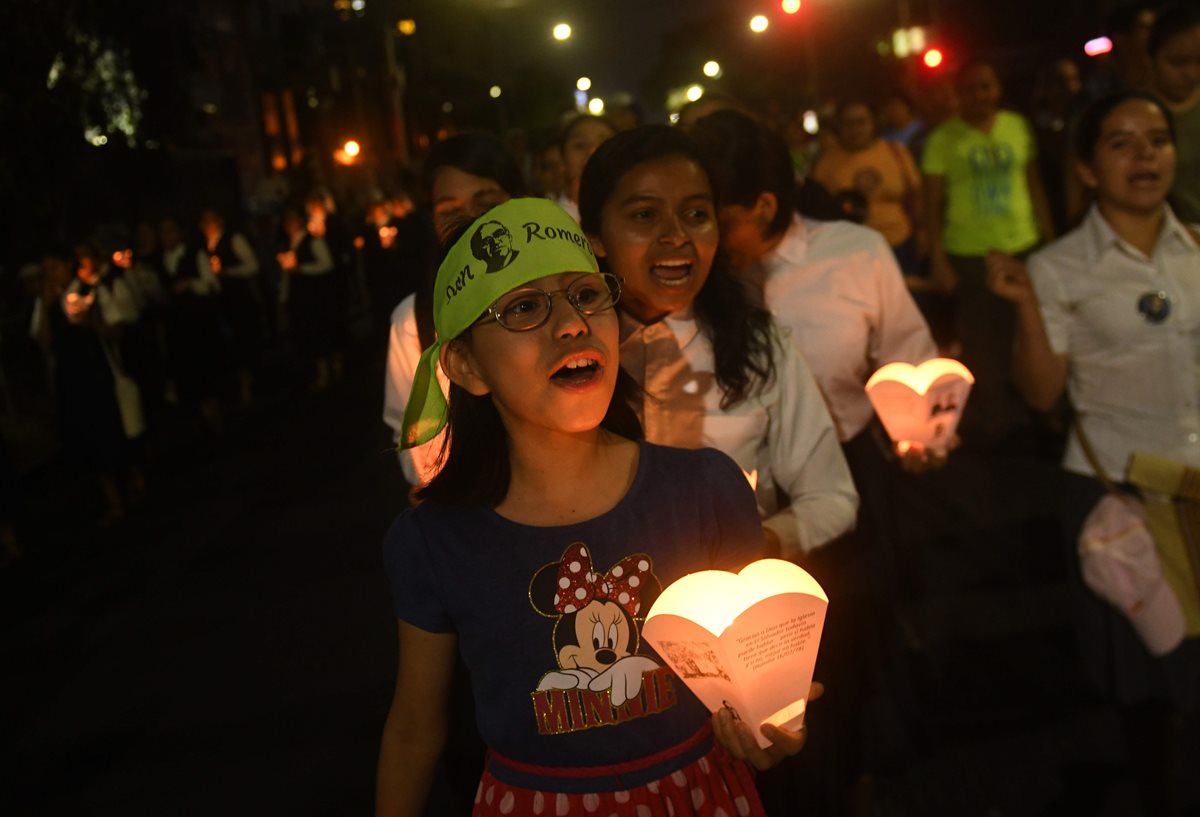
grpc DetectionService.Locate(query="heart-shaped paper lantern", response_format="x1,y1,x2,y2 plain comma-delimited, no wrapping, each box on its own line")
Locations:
865,358,974,454
642,559,827,748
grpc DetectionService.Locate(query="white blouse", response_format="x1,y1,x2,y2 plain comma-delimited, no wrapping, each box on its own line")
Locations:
1028,205,1200,478
620,309,858,559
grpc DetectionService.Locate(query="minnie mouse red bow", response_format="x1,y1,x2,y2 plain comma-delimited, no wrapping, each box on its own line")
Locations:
553,543,653,618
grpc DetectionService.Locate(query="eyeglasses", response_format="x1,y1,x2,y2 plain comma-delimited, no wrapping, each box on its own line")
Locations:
473,273,621,332
1137,290,1172,324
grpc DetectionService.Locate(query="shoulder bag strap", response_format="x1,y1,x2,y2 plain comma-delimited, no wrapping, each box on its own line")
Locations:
1072,413,1123,497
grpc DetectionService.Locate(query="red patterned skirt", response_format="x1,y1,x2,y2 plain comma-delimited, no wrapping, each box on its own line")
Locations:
471,724,765,817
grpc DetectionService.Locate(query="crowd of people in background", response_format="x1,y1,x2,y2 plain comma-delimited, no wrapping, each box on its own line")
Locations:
2,2,1200,815
4,190,431,533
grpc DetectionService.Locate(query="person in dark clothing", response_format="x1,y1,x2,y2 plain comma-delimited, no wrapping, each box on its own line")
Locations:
200,208,264,407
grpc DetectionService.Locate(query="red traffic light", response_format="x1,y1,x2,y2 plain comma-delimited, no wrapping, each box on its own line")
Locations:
782,0,802,13
923,48,944,69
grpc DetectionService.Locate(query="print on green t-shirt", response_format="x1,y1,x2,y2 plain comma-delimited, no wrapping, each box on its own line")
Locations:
967,141,1016,217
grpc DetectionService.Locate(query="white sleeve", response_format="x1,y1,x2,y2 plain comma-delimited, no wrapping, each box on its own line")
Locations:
227,234,260,277
189,252,221,295
99,278,140,325
1027,249,1073,356
29,297,44,340
383,294,447,485
761,327,860,557
866,230,938,366
298,237,334,275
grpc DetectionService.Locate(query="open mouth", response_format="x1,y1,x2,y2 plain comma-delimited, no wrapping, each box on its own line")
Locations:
1129,171,1161,186
550,355,603,386
650,258,694,287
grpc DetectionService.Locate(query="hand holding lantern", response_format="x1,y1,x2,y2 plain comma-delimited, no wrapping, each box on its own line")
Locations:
277,250,298,273
713,681,824,770
866,358,974,458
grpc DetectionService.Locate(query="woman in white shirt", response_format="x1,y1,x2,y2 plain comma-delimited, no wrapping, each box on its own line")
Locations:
43,244,143,525
988,90,1200,816
578,124,858,563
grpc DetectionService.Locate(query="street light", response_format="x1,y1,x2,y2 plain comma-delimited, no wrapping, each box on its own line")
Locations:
685,84,704,102
703,60,721,78
334,139,362,165
489,85,503,98
397,19,416,35
749,15,769,33
576,76,592,91
553,22,572,41
588,97,605,114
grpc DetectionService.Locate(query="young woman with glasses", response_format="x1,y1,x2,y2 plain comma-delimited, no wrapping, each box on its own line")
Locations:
377,199,816,817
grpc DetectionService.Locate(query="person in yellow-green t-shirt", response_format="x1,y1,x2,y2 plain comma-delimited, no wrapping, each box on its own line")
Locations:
922,60,1056,444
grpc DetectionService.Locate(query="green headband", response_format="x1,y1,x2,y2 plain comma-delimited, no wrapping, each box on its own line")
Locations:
400,198,599,448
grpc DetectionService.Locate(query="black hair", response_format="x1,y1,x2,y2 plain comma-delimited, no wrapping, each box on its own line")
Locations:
1073,90,1176,163
1108,2,1154,36
559,114,617,151
1148,4,1200,58
414,134,528,347
676,92,742,128
73,240,103,263
611,99,645,127
419,133,527,204
415,215,642,508
578,124,777,410
687,110,795,239
955,58,998,84
833,97,876,121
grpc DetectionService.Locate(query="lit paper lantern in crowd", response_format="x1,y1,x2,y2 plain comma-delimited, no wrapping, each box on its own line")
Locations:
643,559,827,749
866,358,973,455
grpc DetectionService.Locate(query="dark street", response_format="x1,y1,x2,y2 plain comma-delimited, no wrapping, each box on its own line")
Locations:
2,344,404,816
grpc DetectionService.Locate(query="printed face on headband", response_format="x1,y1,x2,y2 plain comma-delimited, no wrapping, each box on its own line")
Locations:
471,221,519,273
